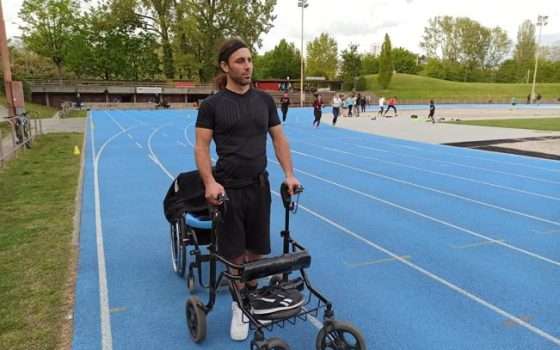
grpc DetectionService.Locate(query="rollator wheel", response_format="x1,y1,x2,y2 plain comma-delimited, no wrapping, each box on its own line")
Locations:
316,320,366,350
170,222,186,277
261,337,291,350
185,297,206,343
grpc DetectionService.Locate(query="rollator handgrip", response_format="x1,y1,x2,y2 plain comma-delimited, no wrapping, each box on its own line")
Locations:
280,183,304,211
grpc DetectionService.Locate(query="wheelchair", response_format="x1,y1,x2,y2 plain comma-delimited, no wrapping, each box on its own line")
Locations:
163,170,366,350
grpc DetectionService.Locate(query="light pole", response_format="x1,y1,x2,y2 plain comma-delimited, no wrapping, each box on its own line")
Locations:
530,15,548,104
298,0,308,107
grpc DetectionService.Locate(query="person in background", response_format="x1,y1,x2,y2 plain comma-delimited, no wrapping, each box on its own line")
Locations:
427,99,436,124
332,93,342,126
355,93,361,117
312,94,323,128
280,92,290,123
384,96,398,117
377,96,385,119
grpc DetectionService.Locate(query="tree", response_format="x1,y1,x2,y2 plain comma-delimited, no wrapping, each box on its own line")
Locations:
378,34,393,89
392,47,417,74
306,33,338,79
514,20,536,80
339,44,361,90
110,0,176,78
361,53,378,75
175,0,277,82
485,27,511,70
18,0,81,79
257,39,301,79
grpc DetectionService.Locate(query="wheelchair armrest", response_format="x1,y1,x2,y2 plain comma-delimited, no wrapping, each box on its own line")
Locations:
185,213,212,230
240,251,311,283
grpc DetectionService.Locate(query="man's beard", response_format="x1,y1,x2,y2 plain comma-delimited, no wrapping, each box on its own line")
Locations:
230,74,252,86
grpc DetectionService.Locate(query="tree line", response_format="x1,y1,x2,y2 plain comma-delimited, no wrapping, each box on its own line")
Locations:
11,1,560,87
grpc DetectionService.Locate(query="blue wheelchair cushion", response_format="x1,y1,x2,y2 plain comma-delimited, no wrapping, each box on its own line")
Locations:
186,213,212,230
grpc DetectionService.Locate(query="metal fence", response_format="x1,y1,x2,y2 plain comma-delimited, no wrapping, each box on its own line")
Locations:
0,119,43,168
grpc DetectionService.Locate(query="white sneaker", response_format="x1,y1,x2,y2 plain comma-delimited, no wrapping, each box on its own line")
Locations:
230,301,249,341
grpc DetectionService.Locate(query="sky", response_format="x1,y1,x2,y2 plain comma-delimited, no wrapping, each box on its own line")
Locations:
4,0,560,56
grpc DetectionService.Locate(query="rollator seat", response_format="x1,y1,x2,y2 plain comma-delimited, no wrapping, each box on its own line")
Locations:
241,251,311,282
185,212,212,230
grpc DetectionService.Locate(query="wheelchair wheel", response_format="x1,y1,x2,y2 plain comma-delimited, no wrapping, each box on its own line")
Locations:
185,297,206,343
170,222,186,277
261,337,291,350
316,320,366,350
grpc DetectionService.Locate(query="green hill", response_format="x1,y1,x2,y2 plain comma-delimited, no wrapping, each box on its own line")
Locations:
363,74,560,103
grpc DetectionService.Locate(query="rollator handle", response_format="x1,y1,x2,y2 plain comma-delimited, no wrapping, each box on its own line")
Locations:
280,183,304,211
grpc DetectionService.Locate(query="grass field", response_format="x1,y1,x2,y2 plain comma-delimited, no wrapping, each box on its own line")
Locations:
0,95,58,119
449,117,560,131
364,74,560,102
0,133,83,350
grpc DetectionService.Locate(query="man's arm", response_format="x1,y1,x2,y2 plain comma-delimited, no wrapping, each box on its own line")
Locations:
269,125,300,193
194,127,224,205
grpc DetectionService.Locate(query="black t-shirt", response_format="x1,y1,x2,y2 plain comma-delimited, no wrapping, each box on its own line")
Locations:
280,97,290,109
196,88,281,180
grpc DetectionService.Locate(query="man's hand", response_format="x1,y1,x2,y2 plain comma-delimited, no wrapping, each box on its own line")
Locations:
284,175,301,195
205,181,225,206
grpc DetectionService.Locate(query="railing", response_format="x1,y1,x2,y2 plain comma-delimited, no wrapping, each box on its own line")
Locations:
28,79,214,90
0,119,43,167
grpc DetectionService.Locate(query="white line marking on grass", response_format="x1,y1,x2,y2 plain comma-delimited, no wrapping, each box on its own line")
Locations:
291,139,560,202
267,159,560,268
290,149,560,228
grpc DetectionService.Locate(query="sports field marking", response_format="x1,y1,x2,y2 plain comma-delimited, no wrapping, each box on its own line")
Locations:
354,144,390,153
267,158,560,268
91,115,138,350
147,124,175,180
344,256,411,267
294,199,560,347
127,134,133,140
135,142,143,149
290,149,560,228
291,139,560,202
176,141,187,147
531,229,560,235
451,239,505,250
343,142,560,185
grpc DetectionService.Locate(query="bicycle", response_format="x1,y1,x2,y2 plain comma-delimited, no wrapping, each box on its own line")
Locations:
8,112,32,149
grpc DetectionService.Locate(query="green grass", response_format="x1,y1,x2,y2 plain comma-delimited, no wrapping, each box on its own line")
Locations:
448,117,560,131
0,133,83,350
64,109,88,118
364,73,560,102
0,95,58,119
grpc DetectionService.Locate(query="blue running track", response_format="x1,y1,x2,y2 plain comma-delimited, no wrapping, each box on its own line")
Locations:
73,107,560,350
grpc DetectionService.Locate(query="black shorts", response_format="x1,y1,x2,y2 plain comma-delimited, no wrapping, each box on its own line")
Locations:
216,174,271,260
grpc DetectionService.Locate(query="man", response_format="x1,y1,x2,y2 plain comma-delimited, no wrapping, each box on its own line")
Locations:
194,38,301,342
377,96,385,118
280,92,290,122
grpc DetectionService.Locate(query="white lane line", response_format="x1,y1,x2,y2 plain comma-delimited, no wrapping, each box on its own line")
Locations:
127,134,133,140
184,124,194,147
355,144,390,153
177,141,187,147
290,199,560,347
354,143,560,185
532,229,560,235
147,124,175,180
344,256,411,267
135,142,143,149
291,139,560,202
151,136,559,343
91,117,136,350
451,239,506,250
267,159,560,268
291,149,560,228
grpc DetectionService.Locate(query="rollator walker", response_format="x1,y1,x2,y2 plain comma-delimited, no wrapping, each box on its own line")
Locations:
163,170,366,350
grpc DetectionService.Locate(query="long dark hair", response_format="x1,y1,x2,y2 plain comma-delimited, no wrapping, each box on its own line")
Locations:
214,38,249,90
